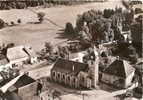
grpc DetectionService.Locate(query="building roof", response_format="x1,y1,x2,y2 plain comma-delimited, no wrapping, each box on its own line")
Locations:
24,46,37,57
0,58,8,66
0,75,35,100
52,59,89,76
14,74,36,88
104,59,135,78
6,46,29,61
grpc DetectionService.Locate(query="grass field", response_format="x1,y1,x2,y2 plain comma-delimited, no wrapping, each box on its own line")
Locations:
0,0,125,51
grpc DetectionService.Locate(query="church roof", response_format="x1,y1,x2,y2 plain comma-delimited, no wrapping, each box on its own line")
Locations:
52,58,89,76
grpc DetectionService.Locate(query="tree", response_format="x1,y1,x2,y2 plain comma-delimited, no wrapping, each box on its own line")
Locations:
131,18,142,57
37,12,45,23
103,21,114,42
11,21,15,25
7,43,15,48
76,14,84,32
65,22,75,34
88,18,106,43
57,46,68,59
0,18,5,29
16,2,26,9
44,42,53,54
103,9,114,18
124,10,134,25
127,45,138,63
82,11,93,24
17,19,21,24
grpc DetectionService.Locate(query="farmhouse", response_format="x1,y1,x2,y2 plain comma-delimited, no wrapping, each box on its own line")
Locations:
51,58,92,89
6,46,29,67
102,59,135,88
1,75,37,100
6,45,37,67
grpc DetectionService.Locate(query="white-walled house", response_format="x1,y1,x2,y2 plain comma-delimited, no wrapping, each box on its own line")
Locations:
102,59,135,88
6,46,29,67
6,45,38,67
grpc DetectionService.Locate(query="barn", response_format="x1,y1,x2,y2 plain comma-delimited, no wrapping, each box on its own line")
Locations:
0,75,37,100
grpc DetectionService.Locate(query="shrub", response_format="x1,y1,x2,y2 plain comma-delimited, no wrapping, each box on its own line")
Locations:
37,12,45,23
8,2,17,9
103,9,114,18
0,18,5,29
65,22,75,34
11,21,15,25
17,19,21,24
45,42,53,54
16,2,26,9
7,43,15,48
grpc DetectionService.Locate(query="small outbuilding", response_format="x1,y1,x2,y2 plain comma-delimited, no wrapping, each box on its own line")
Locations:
0,75,37,100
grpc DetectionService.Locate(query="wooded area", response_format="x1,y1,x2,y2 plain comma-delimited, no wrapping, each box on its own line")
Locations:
0,0,107,10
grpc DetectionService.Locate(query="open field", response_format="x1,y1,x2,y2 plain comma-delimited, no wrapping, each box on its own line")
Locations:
0,0,125,51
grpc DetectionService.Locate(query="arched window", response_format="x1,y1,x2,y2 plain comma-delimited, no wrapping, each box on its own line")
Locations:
73,78,76,83
52,72,55,77
63,74,65,80
57,73,60,78
82,77,84,82
67,76,70,81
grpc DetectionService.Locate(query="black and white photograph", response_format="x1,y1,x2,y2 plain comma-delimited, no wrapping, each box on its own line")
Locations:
0,0,142,100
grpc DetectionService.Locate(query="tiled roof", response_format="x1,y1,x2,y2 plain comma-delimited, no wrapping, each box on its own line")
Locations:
104,59,135,78
52,58,89,76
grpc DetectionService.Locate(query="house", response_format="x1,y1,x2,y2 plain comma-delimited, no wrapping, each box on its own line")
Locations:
1,75,37,100
12,75,37,100
51,58,92,89
6,46,29,67
6,45,38,67
101,59,135,89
